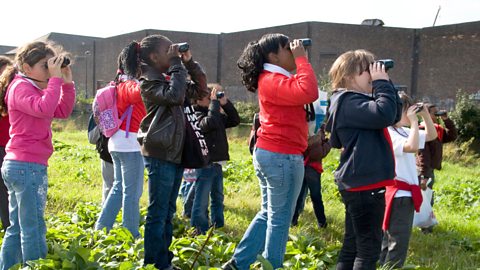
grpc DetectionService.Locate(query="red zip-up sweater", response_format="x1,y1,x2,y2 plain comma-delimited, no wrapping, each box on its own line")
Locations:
116,80,146,132
256,56,318,155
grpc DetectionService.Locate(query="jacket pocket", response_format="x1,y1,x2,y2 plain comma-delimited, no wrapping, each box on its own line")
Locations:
144,119,174,149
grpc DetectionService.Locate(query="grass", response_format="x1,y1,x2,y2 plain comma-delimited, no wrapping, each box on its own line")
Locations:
40,127,480,269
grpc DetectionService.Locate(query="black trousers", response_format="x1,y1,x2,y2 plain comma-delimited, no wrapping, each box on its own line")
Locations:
292,165,326,225
337,188,386,270
0,147,10,230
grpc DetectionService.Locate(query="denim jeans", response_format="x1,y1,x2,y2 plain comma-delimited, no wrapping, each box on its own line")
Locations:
143,157,184,269
0,160,48,270
182,182,195,218
100,159,114,205
292,165,326,226
191,163,224,233
337,188,386,270
232,148,304,270
95,151,144,238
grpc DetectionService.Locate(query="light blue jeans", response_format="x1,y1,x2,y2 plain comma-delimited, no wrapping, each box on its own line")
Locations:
95,151,144,238
232,148,304,270
0,160,48,270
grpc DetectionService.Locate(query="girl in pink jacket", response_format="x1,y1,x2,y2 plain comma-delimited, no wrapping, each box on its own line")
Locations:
0,41,76,269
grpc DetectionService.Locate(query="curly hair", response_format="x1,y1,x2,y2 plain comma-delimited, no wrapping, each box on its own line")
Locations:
115,41,142,82
237,33,289,93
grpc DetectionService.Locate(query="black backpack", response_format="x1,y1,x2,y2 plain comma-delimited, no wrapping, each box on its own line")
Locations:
87,114,113,163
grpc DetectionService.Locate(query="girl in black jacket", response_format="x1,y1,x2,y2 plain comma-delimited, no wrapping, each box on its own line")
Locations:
325,49,402,270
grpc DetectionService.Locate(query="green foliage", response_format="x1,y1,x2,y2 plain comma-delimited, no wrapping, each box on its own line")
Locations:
449,90,480,143
5,130,478,269
234,101,259,124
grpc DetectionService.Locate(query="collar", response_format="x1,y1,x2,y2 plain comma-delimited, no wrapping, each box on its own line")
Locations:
337,88,372,98
118,74,139,83
263,63,291,78
18,72,42,90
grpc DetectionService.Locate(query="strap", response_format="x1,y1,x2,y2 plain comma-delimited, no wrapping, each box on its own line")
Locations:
119,105,134,138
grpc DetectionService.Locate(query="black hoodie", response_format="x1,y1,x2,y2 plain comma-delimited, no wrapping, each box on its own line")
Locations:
325,79,402,190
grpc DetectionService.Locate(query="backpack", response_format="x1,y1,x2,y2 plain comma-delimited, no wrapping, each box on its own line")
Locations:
92,82,133,138
87,114,113,163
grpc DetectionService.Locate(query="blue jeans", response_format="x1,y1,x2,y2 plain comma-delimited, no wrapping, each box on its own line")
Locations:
183,182,196,218
191,163,224,233
179,180,194,201
0,160,48,270
232,148,304,270
143,157,184,269
337,188,386,270
95,151,144,238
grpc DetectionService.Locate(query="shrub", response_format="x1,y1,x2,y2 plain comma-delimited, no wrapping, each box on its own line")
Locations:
450,90,480,143
234,101,259,124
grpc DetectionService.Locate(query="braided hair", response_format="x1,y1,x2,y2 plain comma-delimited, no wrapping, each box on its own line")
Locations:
237,33,289,93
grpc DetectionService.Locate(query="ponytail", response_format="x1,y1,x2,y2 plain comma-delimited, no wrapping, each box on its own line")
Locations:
116,41,142,82
0,66,17,116
237,33,289,93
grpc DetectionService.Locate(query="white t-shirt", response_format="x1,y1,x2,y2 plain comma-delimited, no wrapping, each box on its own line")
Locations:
108,129,141,152
387,126,426,198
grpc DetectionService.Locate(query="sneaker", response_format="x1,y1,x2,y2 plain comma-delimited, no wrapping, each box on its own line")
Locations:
162,265,181,270
318,221,327,229
421,226,434,234
222,259,239,270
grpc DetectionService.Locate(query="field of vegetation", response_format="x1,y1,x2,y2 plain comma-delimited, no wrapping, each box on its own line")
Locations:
1,122,478,269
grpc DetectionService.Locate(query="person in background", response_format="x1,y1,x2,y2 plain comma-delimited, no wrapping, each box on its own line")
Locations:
222,33,318,270
0,41,75,270
87,114,114,205
137,34,207,270
94,41,146,239
416,103,457,233
325,49,402,270
291,123,330,229
180,168,197,218
190,83,240,234
0,56,12,231
380,93,437,268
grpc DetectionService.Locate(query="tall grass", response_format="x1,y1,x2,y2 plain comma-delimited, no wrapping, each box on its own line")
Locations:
41,129,480,269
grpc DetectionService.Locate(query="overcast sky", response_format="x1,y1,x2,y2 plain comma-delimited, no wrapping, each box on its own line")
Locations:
1,0,479,46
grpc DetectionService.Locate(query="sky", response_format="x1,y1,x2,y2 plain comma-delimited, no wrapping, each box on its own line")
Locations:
1,0,479,47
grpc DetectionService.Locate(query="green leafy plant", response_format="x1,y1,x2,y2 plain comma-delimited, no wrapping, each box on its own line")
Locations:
450,90,480,144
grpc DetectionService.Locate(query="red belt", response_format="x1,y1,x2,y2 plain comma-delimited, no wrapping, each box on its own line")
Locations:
383,180,423,230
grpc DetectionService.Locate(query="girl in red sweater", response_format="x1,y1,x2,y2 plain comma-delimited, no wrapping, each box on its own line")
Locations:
95,41,146,239
223,33,318,270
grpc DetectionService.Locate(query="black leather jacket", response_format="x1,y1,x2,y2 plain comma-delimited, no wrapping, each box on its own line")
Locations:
137,57,207,163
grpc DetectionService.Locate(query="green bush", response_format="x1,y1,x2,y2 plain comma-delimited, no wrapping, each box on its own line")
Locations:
234,101,259,124
450,90,480,143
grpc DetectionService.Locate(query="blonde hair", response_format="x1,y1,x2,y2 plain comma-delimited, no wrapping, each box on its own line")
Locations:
329,49,375,90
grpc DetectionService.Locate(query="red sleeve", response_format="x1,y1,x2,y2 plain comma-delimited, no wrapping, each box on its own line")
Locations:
263,56,318,106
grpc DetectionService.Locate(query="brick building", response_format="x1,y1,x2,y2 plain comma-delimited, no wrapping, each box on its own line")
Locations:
2,21,479,108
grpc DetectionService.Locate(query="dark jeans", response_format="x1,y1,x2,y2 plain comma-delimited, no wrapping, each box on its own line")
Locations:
337,188,386,270
191,164,224,233
0,147,9,230
292,165,326,226
143,157,184,269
